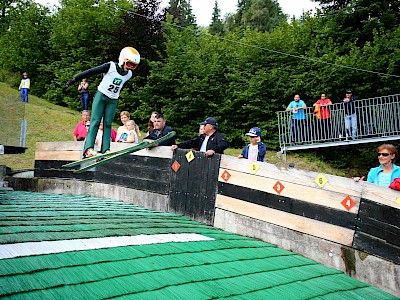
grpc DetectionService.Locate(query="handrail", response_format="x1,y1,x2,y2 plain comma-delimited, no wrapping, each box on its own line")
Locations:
277,94,400,152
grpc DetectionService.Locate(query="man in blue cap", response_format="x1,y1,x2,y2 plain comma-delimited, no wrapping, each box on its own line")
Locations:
171,117,228,156
238,127,267,162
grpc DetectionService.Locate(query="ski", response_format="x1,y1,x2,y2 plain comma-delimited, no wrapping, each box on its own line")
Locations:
72,131,176,173
62,142,146,168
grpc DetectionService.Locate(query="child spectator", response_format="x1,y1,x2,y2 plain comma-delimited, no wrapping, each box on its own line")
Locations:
19,72,30,103
119,120,140,144
238,127,267,162
116,111,131,142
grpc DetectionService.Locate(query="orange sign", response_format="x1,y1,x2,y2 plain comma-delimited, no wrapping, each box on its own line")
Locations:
221,170,231,182
273,181,285,195
171,161,180,172
341,196,356,211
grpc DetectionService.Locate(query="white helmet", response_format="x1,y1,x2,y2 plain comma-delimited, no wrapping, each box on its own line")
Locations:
118,47,140,70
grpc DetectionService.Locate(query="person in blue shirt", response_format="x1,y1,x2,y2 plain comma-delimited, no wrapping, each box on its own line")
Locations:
238,127,267,162
353,144,400,188
286,94,307,143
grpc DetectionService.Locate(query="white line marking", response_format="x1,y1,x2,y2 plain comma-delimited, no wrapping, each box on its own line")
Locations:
0,234,214,260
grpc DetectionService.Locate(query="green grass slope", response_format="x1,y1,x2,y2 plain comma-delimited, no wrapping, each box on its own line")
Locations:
0,82,344,176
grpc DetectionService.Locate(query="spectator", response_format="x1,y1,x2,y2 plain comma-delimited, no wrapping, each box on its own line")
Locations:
85,120,90,133
286,94,307,143
116,111,131,142
119,120,140,144
146,111,159,136
66,47,140,157
73,110,91,141
340,90,357,140
19,72,30,103
354,144,400,188
238,127,266,162
313,93,332,141
199,124,205,135
144,113,175,146
94,119,117,151
78,78,90,111
171,117,228,156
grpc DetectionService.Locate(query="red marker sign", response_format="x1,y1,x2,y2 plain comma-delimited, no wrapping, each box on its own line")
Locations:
273,181,285,195
341,196,356,211
171,161,181,172
221,170,231,182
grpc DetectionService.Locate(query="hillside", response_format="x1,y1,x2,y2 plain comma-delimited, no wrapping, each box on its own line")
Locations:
0,82,346,176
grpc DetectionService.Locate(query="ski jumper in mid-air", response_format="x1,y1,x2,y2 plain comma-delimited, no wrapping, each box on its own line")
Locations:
66,47,140,158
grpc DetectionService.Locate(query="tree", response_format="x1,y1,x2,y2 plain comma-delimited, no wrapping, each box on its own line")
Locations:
167,0,196,27
209,0,224,35
315,0,400,45
0,2,52,92
231,0,287,32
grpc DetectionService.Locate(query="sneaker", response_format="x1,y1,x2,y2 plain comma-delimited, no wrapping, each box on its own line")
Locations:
84,148,97,158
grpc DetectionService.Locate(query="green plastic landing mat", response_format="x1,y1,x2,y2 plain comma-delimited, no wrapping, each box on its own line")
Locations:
0,191,397,299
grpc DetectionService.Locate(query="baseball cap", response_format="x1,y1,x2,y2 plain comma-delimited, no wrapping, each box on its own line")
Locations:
245,127,262,137
346,90,352,93
200,117,218,126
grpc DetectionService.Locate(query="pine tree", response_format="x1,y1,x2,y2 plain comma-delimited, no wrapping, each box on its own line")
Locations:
167,0,196,27
209,0,224,34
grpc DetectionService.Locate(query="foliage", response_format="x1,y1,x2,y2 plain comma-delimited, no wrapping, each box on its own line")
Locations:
167,0,196,27
209,0,224,35
0,0,399,173
233,0,287,32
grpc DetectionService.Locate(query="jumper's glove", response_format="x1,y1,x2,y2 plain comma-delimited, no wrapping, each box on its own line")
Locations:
65,78,76,87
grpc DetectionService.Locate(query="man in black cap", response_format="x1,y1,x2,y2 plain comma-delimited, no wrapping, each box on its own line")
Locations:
340,90,357,140
171,117,228,156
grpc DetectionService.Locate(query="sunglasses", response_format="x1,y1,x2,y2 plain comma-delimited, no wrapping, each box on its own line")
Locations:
377,153,390,157
85,124,90,127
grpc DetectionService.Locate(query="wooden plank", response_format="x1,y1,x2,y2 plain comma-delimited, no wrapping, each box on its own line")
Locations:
215,194,355,246
359,199,400,225
218,182,356,229
361,182,400,209
35,151,81,161
220,154,363,198
357,217,400,247
353,232,400,264
130,146,173,159
169,149,189,215
218,168,360,213
357,199,400,247
36,142,84,151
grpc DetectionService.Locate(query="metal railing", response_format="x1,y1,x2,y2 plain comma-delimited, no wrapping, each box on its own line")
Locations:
0,95,27,148
277,94,400,152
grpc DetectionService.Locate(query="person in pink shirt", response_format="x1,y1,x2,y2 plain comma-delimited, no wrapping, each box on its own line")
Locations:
73,110,91,141
313,93,332,141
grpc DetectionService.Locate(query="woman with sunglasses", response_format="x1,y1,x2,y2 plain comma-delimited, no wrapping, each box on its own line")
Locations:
66,47,140,157
354,144,400,187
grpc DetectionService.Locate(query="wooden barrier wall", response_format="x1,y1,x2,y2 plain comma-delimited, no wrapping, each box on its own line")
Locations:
23,141,399,295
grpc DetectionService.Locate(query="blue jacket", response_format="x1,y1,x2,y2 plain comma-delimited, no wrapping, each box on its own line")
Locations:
241,142,267,162
367,163,400,187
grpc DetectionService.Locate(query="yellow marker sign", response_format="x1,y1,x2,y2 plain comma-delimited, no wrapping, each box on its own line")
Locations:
249,162,260,174
186,151,195,163
314,174,328,188
397,198,400,206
